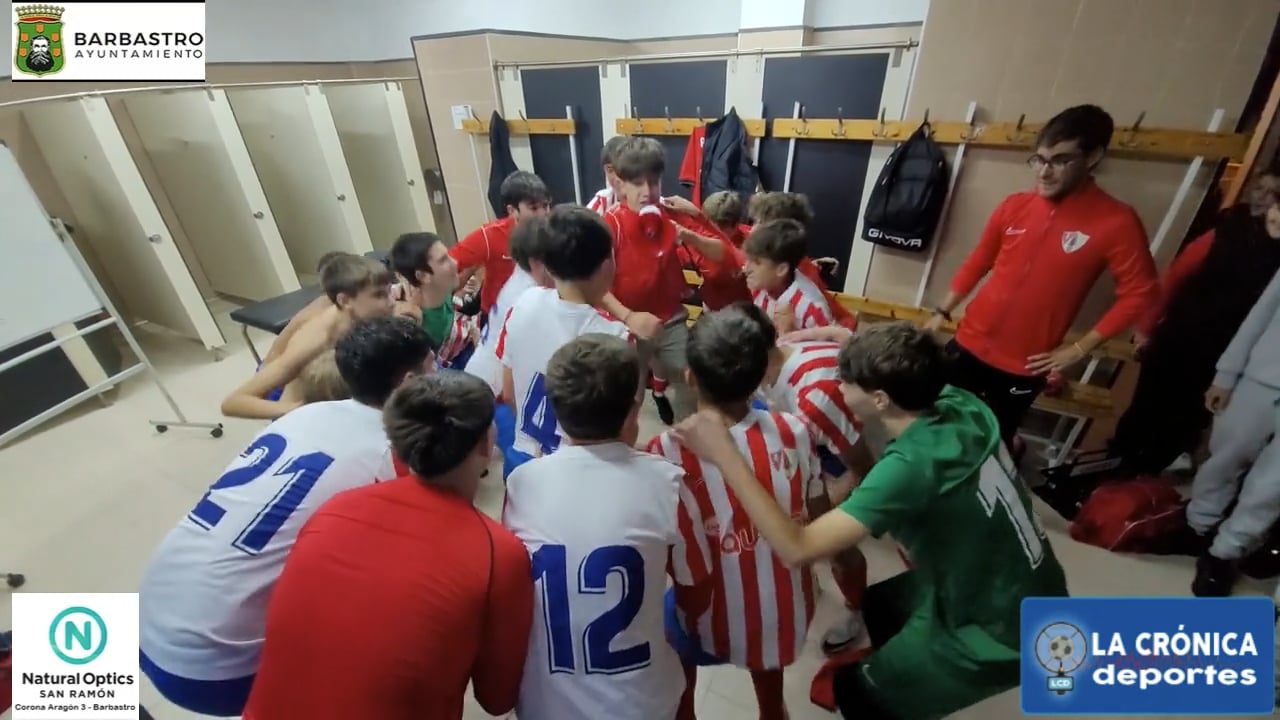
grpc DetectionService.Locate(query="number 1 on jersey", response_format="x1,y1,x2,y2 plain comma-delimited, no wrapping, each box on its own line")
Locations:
521,372,560,455
976,450,1046,568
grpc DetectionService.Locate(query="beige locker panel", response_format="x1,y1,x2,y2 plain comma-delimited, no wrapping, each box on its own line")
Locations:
124,89,300,302
227,85,373,281
23,96,225,350
325,82,437,251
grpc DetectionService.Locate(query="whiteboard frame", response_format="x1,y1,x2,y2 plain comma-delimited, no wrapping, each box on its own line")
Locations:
0,216,223,449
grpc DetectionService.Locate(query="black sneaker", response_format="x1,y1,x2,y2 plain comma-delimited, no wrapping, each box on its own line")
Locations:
653,391,675,426
1191,552,1237,597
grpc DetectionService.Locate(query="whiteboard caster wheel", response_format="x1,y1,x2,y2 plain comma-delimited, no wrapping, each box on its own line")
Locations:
6,573,25,588
155,424,168,434
212,348,226,362
210,425,224,439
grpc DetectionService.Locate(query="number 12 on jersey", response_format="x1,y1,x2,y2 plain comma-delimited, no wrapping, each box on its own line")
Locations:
530,544,650,675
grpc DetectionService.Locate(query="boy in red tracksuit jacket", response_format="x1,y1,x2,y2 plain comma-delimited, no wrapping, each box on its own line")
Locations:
448,171,550,316
599,136,732,423
693,190,753,310
925,104,1158,443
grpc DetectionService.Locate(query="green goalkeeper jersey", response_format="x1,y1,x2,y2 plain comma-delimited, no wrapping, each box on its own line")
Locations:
840,386,1068,656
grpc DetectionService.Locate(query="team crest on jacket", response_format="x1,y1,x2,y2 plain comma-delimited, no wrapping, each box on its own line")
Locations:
1061,230,1090,254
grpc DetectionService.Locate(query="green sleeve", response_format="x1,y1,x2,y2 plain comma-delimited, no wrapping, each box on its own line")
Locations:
838,452,933,537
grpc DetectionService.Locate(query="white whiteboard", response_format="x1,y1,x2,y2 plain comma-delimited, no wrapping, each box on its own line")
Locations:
0,143,102,350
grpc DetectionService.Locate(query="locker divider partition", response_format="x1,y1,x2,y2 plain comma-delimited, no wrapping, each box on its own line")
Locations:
21,96,227,351
324,81,437,251
227,84,373,282
122,88,301,302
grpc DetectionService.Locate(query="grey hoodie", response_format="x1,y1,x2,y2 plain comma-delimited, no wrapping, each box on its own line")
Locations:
1215,268,1280,391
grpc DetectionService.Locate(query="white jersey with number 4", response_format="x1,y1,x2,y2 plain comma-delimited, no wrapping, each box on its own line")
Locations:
466,266,537,395
503,443,686,720
496,287,629,456
139,399,396,681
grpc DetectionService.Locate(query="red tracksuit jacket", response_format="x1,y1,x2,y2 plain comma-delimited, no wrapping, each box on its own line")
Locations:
949,180,1158,376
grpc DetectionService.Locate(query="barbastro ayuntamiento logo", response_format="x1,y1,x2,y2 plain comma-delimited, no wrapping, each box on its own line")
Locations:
14,4,65,77
48,606,108,665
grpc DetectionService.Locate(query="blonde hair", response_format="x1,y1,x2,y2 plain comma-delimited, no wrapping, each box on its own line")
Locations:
702,191,743,228
299,349,351,404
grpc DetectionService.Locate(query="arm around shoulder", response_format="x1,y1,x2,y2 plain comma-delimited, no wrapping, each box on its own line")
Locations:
471,526,533,716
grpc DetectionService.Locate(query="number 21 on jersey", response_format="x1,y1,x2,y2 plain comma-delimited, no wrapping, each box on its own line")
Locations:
187,433,334,555
531,544,650,675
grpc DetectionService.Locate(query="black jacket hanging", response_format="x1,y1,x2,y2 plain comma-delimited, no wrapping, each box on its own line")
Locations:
861,121,950,252
486,110,520,217
697,107,759,205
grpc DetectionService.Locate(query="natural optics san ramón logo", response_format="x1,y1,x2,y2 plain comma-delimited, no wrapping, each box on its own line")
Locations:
14,4,65,77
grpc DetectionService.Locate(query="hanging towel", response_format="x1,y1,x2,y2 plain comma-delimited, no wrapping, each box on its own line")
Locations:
486,110,520,217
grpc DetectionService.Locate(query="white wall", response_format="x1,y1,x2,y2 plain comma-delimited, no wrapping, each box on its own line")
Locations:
1,0,925,69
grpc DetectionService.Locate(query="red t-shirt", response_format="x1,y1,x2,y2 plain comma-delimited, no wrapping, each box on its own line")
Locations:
449,216,516,313
243,477,533,720
603,205,727,321
679,126,707,205
949,181,1158,375
1136,230,1214,336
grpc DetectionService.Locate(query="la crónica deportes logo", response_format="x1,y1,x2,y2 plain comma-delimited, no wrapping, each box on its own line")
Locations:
1022,597,1274,715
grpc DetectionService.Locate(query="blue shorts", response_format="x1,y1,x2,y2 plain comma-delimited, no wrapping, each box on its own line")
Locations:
664,588,725,666
140,649,254,717
256,362,283,402
444,342,476,371
494,404,534,481
817,446,848,478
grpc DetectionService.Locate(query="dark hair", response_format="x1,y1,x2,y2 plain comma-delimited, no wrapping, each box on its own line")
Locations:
334,316,437,407
321,254,392,303
540,204,614,281
730,300,778,346
687,304,774,406
500,171,551,211
613,137,665,182
1037,104,1115,156
384,371,495,479
748,192,813,228
703,191,743,227
601,135,628,168
836,322,945,412
389,232,443,285
546,334,638,441
744,218,808,272
316,251,352,274
509,216,549,272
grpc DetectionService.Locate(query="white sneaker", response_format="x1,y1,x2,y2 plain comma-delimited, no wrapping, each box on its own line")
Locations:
821,609,867,655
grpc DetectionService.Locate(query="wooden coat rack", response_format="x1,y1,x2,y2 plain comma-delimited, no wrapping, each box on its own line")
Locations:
616,117,767,137
461,115,576,135
769,109,1250,162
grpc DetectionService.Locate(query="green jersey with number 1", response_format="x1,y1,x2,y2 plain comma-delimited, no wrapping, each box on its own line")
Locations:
840,386,1068,655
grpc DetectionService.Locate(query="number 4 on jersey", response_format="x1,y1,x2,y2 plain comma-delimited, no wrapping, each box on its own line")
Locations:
521,372,560,455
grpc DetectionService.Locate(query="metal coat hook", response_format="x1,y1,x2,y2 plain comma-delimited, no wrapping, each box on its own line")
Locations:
664,106,673,133
468,107,479,122
1121,111,1147,148
833,107,846,137
798,105,809,136
518,110,527,122
873,108,887,138
922,107,930,125
696,106,703,124
962,114,979,142
1007,113,1026,142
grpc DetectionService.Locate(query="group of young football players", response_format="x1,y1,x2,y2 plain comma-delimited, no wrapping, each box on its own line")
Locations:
138,132,1065,720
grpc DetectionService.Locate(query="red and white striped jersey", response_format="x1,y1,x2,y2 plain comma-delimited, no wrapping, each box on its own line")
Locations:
647,410,824,670
497,288,630,456
437,311,477,368
752,272,836,331
763,341,861,458
587,186,617,215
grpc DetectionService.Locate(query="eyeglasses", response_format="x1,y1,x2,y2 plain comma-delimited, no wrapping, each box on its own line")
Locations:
1027,153,1082,171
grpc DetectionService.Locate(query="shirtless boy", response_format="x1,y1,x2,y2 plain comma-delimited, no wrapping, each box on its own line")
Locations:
221,254,394,420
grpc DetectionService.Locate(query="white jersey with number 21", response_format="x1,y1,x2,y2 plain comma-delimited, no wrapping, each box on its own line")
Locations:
496,287,629,457
139,399,396,682
503,443,685,720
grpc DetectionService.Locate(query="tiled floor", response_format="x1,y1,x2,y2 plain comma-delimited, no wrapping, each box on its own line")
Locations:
0,308,1273,720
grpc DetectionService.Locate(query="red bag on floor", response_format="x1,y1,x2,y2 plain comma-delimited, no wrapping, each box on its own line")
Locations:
1069,476,1187,553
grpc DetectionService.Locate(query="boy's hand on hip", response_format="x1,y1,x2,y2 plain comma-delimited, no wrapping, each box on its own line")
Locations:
1204,385,1232,414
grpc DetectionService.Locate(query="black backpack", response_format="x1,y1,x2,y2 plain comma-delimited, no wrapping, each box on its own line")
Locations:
861,122,950,252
